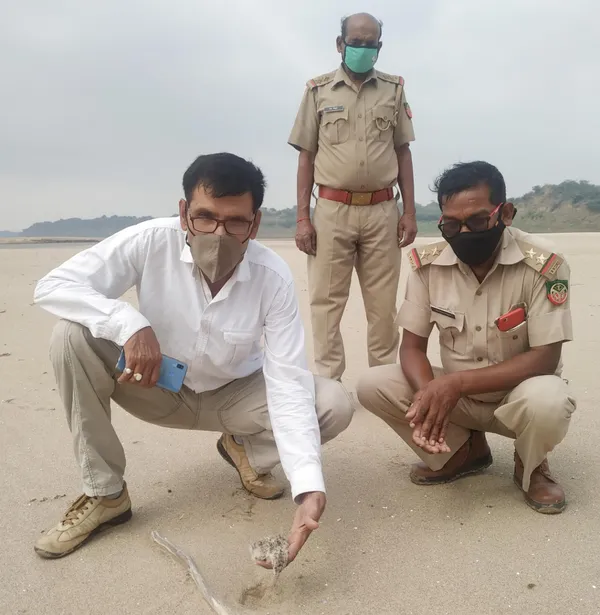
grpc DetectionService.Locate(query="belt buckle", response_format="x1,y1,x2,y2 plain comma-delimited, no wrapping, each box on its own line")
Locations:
350,191,372,206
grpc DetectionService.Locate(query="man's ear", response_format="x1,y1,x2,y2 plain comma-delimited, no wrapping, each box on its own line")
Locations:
502,202,515,227
336,35,343,54
179,199,188,231
250,210,262,239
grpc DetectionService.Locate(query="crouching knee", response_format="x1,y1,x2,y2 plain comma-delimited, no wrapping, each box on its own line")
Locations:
49,319,87,361
513,376,577,444
526,376,576,422
356,364,412,417
315,377,355,438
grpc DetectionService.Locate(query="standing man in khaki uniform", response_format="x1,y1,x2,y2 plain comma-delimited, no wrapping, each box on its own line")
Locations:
288,12,417,382
357,161,576,513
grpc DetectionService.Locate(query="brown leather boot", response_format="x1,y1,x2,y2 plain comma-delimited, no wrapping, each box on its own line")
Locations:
410,431,493,485
513,453,566,514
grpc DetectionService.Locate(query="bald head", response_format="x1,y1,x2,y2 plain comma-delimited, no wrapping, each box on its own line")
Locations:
340,13,383,41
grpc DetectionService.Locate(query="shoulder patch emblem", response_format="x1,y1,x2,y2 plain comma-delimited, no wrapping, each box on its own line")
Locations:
546,280,568,305
407,242,446,271
404,101,412,119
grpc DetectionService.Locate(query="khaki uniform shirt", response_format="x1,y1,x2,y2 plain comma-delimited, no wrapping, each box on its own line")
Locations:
397,227,572,402
287,65,415,192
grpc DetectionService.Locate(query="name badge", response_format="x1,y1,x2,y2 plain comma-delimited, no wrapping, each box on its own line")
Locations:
323,105,344,113
430,306,456,319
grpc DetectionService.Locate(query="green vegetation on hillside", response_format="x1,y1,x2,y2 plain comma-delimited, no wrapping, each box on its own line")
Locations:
3,180,600,239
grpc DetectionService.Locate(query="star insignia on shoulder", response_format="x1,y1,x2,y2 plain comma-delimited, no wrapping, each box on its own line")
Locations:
525,248,536,259
536,253,547,265
430,247,440,257
419,249,429,258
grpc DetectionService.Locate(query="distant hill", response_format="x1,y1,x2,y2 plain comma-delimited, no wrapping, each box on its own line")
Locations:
17,214,154,238
2,180,600,239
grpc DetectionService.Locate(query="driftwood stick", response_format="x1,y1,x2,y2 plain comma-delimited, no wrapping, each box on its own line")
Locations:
151,531,236,615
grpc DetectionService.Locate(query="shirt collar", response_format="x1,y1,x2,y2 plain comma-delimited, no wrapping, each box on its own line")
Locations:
332,64,378,89
432,227,525,269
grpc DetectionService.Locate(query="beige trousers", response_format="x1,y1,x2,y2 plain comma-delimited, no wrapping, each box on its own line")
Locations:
308,197,401,381
356,364,576,491
50,320,354,497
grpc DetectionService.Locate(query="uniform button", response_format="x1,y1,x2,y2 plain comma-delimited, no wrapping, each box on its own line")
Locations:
358,113,363,118
476,290,482,296
360,161,365,166
477,357,484,362
475,326,482,332
512,335,519,340
359,136,364,141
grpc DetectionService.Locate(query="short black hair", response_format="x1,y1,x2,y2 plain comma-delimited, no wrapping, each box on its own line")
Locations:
182,152,266,212
433,161,506,209
340,13,383,40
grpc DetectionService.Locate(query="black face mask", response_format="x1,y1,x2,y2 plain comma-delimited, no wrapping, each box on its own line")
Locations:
444,220,506,266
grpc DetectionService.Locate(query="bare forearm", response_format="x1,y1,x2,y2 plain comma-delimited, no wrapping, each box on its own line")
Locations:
396,145,415,214
297,151,315,219
456,345,562,396
400,346,435,392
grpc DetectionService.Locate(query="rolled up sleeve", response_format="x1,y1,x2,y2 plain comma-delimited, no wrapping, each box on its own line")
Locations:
395,270,434,338
262,278,324,502
393,85,416,149
527,260,573,347
288,86,319,153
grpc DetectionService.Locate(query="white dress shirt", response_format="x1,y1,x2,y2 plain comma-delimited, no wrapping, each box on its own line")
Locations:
34,217,324,500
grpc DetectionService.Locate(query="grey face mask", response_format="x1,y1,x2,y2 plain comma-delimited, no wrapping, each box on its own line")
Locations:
187,232,248,283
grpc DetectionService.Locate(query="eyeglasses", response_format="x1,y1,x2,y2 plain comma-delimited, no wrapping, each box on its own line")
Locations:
438,203,503,239
188,215,254,237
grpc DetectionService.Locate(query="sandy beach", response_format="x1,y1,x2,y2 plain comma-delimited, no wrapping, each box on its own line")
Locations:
1,234,599,615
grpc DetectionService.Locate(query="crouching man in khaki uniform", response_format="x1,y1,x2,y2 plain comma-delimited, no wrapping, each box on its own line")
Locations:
357,161,576,513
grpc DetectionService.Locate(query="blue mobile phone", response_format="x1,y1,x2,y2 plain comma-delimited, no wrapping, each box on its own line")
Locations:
115,350,188,393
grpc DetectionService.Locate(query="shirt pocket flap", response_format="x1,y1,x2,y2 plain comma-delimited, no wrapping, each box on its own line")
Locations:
429,309,465,332
222,329,260,345
321,108,349,126
373,105,396,123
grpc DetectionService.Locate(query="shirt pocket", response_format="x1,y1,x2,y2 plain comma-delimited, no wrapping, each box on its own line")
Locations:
222,329,261,365
320,108,350,145
494,320,529,361
368,104,396,141
430,310,466,354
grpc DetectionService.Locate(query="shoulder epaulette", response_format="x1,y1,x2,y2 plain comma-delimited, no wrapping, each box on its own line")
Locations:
306,70,336,89
407,241,447,271
517,240,564,279
376,71,404,86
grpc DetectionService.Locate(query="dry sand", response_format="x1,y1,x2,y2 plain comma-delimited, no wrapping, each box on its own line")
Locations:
1,235,599,615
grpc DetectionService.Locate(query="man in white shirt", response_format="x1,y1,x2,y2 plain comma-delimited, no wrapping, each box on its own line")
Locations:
32,152,354,562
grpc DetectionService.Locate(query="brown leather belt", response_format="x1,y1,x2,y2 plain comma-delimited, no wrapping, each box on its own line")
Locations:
318,185,394,206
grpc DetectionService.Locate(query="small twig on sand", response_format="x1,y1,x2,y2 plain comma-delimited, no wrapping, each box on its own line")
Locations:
151,531,236,615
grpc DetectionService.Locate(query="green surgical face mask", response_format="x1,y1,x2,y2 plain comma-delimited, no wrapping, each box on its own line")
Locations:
343,44,379,74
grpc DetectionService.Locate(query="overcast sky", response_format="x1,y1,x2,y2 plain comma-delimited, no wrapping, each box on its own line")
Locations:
1,0,598,230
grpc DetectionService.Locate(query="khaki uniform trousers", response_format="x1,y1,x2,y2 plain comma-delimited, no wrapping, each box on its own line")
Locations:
308,197,401,381
356,365,576,491
50,320,354,497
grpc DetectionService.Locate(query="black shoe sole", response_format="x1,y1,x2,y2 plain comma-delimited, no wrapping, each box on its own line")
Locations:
216,436,284,500
34,508,133,559
410,454,494,486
